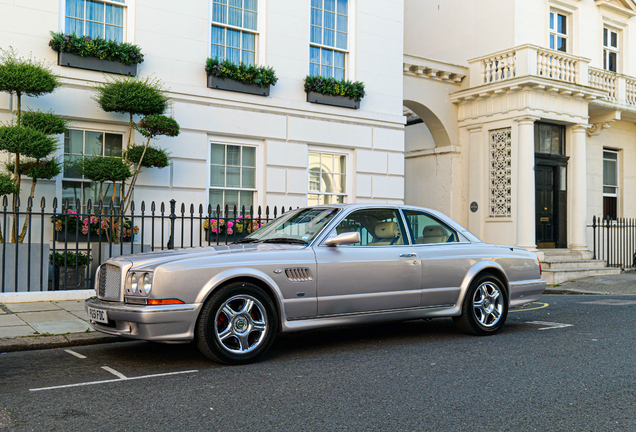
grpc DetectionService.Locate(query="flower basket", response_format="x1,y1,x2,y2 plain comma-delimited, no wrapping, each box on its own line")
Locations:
52,211,139,243
207,76,270,96
58,52,137,76
205,230,249,244
306,91,360,109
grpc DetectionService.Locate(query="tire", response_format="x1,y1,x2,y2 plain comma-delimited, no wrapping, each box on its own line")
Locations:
196,282,278,365
453,274,508,336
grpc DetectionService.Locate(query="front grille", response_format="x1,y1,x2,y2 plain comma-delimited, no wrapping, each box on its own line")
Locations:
99,264,122,300
285,268,313,282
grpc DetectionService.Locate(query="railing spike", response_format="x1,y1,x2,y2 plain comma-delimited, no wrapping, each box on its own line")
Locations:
130,200,135,213
141,201,146,212
40,197,46,209
86,199,92,212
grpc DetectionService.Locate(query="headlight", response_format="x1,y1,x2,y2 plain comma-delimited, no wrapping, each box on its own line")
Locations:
131,273,138,293
143,273,152,295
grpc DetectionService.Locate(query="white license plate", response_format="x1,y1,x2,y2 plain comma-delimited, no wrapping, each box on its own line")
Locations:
87,307,108,324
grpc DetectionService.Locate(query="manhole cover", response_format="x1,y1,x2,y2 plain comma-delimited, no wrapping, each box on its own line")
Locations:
582,299,636,306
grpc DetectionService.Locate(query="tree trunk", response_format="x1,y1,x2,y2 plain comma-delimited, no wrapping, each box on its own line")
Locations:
17,178,37,243
122,135,152,214
11,93,23,243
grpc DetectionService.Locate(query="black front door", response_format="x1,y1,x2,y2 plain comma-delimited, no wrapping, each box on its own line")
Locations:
535,165,556,248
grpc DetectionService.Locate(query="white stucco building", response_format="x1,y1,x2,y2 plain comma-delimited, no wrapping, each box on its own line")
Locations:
403,0,636,280
0,0,405,217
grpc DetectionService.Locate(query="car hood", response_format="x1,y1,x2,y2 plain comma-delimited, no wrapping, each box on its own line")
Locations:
108,243,308,271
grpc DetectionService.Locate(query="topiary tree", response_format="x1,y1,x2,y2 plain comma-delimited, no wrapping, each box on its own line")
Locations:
78,156,132,205
119,114,178,212
0,49,62,242
93,75,170,206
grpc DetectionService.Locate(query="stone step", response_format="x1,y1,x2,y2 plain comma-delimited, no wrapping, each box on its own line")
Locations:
542,260,608,269
541,267,622,285
540,252,583,261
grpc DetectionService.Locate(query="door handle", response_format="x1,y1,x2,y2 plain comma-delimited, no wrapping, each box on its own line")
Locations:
399,253,416,258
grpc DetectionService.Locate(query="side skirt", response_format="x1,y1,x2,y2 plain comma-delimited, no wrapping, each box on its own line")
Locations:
280,304,459,333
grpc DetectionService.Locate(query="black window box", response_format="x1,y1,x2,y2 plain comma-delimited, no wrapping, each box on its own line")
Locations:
58,52,137,76
207,75,270,96
54,230,132,243
306,91,360,109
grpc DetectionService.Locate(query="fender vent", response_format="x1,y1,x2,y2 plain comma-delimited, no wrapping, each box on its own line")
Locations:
285,268,313,282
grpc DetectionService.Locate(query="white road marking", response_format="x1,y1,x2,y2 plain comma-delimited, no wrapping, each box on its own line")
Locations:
102,366,127,379
527,321,573,330
64,349,86,359
29,370,198,392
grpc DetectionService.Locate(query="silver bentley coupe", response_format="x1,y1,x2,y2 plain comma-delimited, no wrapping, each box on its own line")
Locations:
86,204,546,364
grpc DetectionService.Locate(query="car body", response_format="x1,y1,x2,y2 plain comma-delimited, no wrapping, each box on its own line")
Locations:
86,204,546,364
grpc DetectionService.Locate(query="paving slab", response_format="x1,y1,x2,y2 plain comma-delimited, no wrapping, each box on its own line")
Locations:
5,302,62,313
16,310,77,323
0,315,24,327
0,326,36,338
546,271,636,295
53,300,86,311
30,319,91,335
70,310,89,322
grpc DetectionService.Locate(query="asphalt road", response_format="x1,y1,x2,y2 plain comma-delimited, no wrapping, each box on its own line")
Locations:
1,295,636,431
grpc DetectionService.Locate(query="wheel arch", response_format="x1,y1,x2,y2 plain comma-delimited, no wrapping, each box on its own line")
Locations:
195,268,286,330
457,261,510,308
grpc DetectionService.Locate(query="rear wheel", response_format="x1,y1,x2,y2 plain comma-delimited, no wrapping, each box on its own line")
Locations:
453,274,508,335
196,282,277,364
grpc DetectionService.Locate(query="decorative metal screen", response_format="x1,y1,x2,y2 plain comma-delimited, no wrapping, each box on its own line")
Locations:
489,128,512,217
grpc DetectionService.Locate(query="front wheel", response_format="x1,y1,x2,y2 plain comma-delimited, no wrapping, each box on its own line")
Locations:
196,282,278,364
453,274,508,335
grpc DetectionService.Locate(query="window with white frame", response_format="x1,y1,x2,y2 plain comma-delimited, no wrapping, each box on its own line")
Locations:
62,129,123,209
65,0,126,42
603,149,619,220
211,0,258,65
209,144,256,211
310,0,348,80
308,151,346,205
603,27,619,73
549,11,568,52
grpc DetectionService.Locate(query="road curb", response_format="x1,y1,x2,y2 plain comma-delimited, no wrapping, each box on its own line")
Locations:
0,332,128,353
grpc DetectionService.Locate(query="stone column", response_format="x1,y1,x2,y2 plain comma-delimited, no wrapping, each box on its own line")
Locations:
515,117,540,250
467,124,483,238
569,124,589,251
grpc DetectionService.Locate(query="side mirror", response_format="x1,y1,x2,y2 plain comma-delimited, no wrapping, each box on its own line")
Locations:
323,231,361,246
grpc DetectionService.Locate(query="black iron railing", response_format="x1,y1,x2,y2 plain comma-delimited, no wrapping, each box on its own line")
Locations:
0,196,291,293
589,215,636,269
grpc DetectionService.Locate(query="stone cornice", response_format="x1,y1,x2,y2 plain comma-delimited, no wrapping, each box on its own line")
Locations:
450,75,607,104
403,54,466,84
595,0,636,18
405,146,462,159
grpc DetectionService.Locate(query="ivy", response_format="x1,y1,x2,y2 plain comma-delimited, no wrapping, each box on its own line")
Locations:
304,75,366,102
205,58,278,88
49,32,144,65
50,251,92,268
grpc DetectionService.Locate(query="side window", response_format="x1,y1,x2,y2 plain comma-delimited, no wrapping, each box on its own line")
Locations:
330,209,406,246
403,211,459,245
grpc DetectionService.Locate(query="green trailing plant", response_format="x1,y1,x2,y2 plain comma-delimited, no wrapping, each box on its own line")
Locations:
0,49,62,243
304,75,366,102
49,32,144,65
93,75,172,210
205,57,278,88
50,250,92,268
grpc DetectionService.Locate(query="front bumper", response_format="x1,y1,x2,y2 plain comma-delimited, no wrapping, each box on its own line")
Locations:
85,297,202,342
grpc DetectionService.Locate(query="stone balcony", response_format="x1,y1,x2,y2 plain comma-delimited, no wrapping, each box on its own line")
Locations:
463,44,636,114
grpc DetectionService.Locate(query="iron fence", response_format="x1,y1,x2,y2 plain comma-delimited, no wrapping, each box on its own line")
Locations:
589,215,636,269
0,196,291,293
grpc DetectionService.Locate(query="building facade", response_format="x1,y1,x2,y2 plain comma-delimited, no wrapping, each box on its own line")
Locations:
0,0,405,222
403,0,636,259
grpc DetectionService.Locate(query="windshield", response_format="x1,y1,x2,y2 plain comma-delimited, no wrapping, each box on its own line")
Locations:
242,207,340,243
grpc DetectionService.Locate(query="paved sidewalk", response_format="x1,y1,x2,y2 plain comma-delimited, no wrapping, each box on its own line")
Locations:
0,300,123,352
545,271,636,295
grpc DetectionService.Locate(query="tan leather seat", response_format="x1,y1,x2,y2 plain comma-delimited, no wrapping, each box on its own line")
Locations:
416,225,449,244
368,221,401,245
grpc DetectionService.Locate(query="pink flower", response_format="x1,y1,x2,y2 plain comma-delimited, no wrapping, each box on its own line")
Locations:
227,227,234,235
55,220,63,232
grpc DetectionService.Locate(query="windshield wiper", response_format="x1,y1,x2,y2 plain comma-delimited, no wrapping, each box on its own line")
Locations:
260,238,308,245
233,238,262,244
